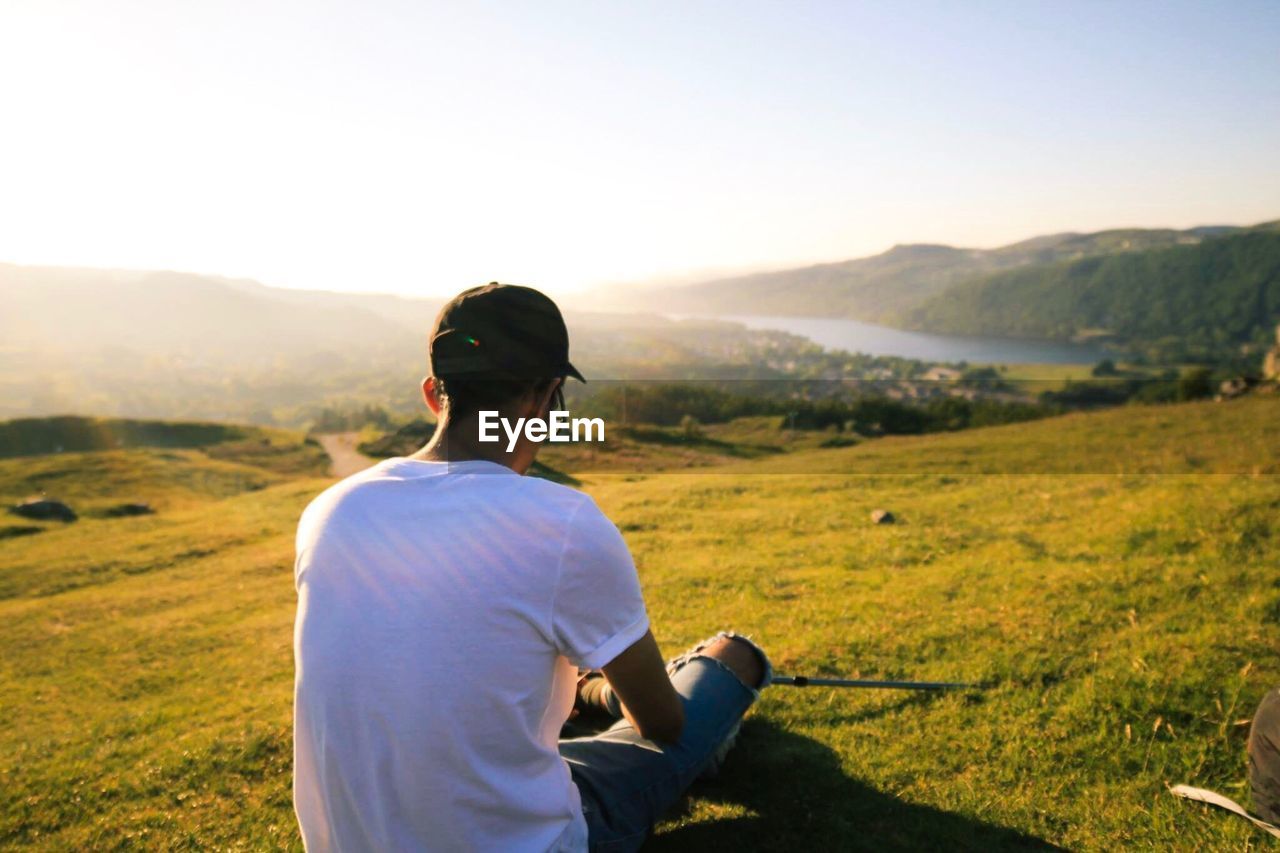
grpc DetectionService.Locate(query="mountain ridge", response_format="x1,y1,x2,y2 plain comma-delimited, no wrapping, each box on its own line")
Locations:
604,221,1269,323
596,219,1280,360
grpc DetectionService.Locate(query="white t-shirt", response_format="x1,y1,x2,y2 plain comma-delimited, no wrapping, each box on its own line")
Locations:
293,458,649,852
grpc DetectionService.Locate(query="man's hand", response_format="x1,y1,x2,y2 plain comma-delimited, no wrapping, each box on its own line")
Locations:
575,670,620,718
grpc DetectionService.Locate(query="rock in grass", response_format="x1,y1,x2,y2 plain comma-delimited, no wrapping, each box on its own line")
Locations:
871,509,896,525
103,503,155,518
9,499,77,523
1218,377,1248,399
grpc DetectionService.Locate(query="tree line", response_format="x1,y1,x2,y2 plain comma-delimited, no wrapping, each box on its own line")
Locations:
901,228,1280,364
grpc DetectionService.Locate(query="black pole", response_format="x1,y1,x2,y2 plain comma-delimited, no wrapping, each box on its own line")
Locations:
771,675,980,691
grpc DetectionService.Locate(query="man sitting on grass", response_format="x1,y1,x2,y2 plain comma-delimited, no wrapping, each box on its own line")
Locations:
293,283,771,852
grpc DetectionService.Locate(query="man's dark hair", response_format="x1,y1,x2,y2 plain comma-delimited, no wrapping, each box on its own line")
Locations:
435,374,564,422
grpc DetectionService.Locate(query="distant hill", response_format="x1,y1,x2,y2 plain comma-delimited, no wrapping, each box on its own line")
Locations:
900,226,1280,361
613,224,1250,322
1,264,884,425
0,264,429,359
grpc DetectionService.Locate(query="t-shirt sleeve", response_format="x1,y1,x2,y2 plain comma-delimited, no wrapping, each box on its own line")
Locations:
550,499,650,670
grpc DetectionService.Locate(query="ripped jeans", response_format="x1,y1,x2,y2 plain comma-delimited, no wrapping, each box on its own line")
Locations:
559,632,772,853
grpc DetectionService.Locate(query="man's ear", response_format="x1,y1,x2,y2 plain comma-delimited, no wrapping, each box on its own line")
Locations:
422,376,443,416
536,378,563,417
521,379,560,419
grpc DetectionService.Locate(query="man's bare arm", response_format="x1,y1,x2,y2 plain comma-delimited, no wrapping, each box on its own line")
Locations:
600,630,684,744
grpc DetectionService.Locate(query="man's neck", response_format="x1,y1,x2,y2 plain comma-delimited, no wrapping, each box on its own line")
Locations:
410,415,530,473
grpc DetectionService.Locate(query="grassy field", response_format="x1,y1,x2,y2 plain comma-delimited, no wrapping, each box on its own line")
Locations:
2,399,1279,849
360,415,851,476
992,362,1178,396
986,362,1096,383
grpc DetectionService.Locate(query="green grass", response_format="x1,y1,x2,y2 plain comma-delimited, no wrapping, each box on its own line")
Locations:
987,362,1094,396
0,428,326,515
360,415,845,474
2,398,1279,849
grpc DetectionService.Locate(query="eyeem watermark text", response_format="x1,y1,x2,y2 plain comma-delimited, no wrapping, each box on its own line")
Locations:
478,411,605,452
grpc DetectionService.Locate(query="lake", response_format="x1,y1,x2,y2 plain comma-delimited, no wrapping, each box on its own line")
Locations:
692,314,1113,365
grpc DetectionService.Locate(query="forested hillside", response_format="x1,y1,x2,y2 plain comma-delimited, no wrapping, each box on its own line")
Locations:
901,228,1280,361
621,224,1246,322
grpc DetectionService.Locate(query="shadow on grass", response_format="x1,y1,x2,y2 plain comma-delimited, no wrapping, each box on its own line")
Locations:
647,718,1062,852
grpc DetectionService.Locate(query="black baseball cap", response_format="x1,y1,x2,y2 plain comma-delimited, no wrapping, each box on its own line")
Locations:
429,282,585,382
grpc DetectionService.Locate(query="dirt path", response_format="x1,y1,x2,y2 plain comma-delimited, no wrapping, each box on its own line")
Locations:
315,432,377,478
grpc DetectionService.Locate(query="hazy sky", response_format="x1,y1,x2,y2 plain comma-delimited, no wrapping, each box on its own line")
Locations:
2,1,1278,299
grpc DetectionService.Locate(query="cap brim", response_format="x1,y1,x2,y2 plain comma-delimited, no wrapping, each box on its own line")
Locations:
565,362,586,383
